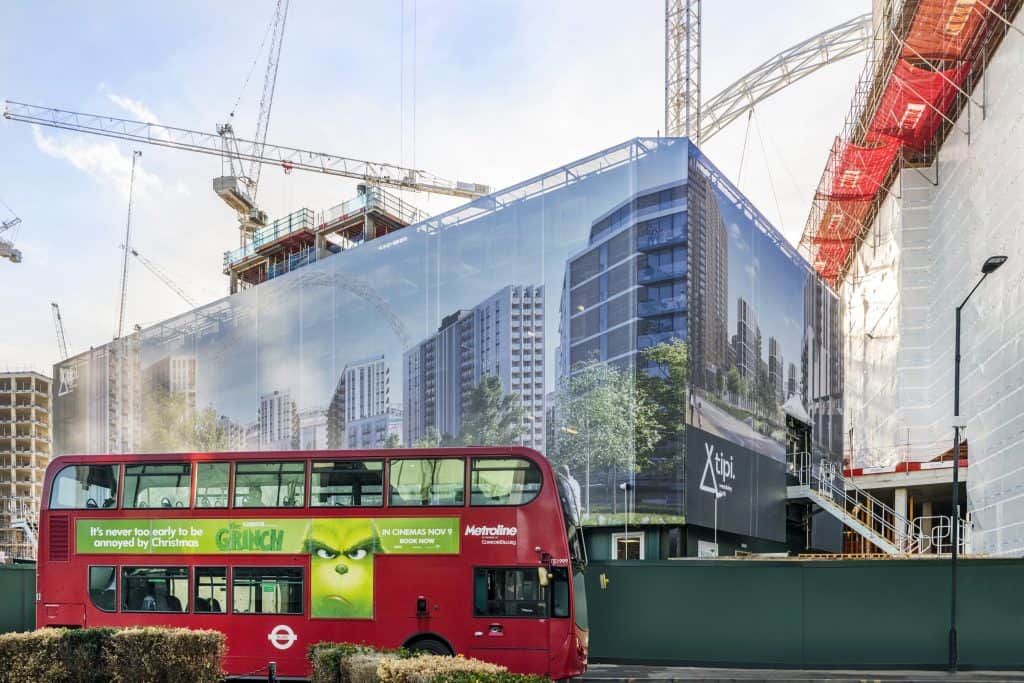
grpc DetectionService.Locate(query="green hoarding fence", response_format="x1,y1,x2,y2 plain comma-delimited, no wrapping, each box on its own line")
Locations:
585,558,1024,669
0,564,35,634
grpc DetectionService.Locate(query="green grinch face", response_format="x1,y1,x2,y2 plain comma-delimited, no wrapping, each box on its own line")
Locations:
307,519,377,619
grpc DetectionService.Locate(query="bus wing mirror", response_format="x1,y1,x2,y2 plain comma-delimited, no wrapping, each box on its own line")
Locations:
537,567,550,587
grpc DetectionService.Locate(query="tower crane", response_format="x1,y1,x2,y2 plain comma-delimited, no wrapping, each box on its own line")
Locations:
51,303,70,360
1,216,22,263
3,101,491,205
216,0,290,244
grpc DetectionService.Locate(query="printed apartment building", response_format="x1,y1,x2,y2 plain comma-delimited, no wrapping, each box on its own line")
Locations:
143,356,197,411
0,371,51,561
559,184,688,378
802,275,843,455
51,335,141,455
259,389,295,450
326,355,396,449
686,159,730,390
404,285,545,450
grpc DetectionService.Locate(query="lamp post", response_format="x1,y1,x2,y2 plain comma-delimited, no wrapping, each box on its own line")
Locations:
949,254,1007,672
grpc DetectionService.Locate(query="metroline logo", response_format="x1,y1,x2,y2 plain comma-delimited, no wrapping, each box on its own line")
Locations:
464,524,518,546
464,524,518,537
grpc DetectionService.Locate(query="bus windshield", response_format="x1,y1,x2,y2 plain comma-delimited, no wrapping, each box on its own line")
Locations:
556,472,586,568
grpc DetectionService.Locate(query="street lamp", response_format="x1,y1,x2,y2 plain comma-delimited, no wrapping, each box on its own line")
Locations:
619,481,634,557
949,254,1007,672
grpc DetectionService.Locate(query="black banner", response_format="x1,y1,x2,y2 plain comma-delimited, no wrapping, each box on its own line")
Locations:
684,426,786,542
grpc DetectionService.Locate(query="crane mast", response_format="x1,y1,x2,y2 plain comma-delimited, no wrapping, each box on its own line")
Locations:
215,0,291,244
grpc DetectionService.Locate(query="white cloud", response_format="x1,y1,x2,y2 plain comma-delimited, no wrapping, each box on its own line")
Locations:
102,88,173,141
744,256,760,280
728,222,749,250
31,125,162,198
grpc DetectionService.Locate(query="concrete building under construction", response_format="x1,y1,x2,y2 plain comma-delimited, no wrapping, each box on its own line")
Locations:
223,184,427,293
0,371,50,561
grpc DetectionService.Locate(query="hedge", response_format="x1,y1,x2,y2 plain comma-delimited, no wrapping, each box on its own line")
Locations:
0,627,224,683
308,642,551,683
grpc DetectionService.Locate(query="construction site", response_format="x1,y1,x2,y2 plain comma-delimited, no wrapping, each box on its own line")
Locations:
0,0,1021,672
0,0,1019,620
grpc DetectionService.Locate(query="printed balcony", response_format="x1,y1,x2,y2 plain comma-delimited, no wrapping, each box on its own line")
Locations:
638,295,686,317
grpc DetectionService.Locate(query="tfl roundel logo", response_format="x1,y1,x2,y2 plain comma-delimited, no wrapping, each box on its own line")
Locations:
268,624,298,650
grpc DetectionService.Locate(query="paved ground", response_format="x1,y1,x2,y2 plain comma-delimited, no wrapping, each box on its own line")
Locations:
579,663,1024,681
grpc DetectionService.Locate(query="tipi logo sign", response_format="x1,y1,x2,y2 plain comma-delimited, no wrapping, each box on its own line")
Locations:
699,441,735,499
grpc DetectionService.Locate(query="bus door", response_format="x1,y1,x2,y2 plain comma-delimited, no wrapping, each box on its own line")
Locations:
469,567,551,673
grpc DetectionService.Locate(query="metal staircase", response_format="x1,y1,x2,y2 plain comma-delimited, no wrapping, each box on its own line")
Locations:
788,453,912,554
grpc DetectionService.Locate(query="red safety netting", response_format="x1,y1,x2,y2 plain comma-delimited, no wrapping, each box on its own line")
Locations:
802,0,1004,284
819,139,901,201
902,0,994,60
810,198,874,283
806,136,899,284
867,60,971,150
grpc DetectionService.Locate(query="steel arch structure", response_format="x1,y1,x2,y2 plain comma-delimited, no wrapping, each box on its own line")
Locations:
698,13,874,143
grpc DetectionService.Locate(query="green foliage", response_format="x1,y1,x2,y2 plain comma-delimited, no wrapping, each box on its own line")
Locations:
141,388,227,453
308,643,421,683
0,627,223,683
547,359,660,473
726,366,741,399
383,433,402,448
433,672,551,683
455,375,525,447
638,339,689,446
104,627,224,683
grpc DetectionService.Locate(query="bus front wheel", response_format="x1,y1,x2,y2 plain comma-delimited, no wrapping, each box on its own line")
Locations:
405,636,453,656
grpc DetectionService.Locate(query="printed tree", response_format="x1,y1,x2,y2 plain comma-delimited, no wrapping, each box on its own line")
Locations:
456,374,526,447
547,359,660,475
141,388,227,452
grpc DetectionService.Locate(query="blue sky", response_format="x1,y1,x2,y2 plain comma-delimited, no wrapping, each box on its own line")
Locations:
0,0,867,374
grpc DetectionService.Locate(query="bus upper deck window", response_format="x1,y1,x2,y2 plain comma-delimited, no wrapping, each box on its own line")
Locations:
234,462,306,508
49,464,120,509
470,458,542,506
389,458,464,507
195,463,230,508
311,460,384,507
123,463,191,509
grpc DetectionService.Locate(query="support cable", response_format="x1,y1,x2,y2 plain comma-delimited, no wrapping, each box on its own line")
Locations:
752,110,786,234
736,110,753,187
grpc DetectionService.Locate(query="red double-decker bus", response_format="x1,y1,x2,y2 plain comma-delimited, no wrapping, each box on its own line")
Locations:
37,447,588,679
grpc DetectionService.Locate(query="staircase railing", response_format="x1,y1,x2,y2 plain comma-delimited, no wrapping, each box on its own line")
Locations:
906,514,971,554
793,452,914,552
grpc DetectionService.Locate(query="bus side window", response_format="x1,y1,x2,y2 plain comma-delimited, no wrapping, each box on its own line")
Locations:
232,567,303,615
470,458,542,506
234,462,306,508
88,566,117,612
195,463,230,508
311,460,384,507
473,568,549,618
123,463,191,509
194,567,227,613
50,464,120,510
121,567,189,612
389,458,464,507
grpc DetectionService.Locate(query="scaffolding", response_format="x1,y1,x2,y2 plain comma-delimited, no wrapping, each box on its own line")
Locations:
799,0,1022,287
0,371,50,561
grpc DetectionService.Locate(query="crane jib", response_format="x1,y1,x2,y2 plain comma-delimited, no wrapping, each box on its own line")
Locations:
3,101,490,200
